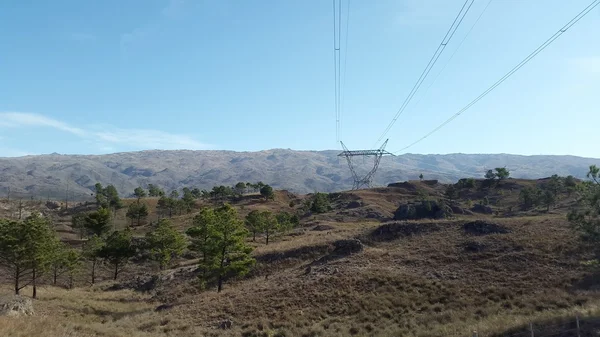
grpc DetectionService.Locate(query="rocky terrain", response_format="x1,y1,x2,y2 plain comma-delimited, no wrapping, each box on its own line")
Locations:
1,149,599,199
0,178,599,337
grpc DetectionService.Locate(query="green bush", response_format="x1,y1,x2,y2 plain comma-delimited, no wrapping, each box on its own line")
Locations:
310,193,331,213
456,178,476,189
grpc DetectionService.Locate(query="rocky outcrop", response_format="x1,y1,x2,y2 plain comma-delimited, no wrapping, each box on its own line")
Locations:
332,239,364,255
0,295,34,317
394,200,452,220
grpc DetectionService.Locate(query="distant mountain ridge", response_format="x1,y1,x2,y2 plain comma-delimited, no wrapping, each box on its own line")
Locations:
1,150,598,200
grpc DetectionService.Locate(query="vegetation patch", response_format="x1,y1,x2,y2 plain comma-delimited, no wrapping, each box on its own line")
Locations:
311,224,335,231
312,239,364,265
463,220,509,235
463,220,510,235
370,222,441,241
462,240,487,253
255,244,331,264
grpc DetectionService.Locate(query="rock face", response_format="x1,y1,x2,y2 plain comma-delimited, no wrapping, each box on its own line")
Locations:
0,295,34,317
394,200,452,220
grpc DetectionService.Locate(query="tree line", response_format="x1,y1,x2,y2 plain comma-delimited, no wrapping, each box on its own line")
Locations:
0,205,256,296
568,165,600,261
0,180,291,297
519,174,578,211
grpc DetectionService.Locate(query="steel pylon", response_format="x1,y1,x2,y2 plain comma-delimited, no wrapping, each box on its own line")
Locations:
338,139,394,190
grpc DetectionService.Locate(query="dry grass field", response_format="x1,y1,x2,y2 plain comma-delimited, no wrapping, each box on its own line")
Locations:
0,179,599,337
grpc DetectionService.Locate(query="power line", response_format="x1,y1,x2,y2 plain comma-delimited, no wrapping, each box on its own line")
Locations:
333,0,344,144
396,0,494,127
393,0,600,154
333,0,339,143
373,0,475,147
340,0,351,142
338,0,341,141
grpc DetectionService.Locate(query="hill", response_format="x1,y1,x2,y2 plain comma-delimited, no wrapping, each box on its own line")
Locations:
0,178,599,337
1,149,599,200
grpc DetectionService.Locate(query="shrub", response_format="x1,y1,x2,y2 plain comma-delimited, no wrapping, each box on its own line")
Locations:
457,178,476,189
310,193,331,213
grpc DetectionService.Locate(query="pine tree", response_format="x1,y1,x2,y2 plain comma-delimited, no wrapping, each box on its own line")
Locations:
261,211,279,245
94,183,106,207
158,196,176,218
145,219,187,270
126,203,139,226
244,210,263,242
104,185,123,212
187,205,254,292
235,182,246,196
310,193,331,213
276,211,297,232
569,165,600,259
181,189,196,213
100,229,136,280
126,203,149,226
186,208,219,288
260,185,275,200
23,214,59,298
148,184,165,197
84,207,112,237
50,243,82,288
71,212,87,239
82,235,104,284
64,248,82,289
212,205,255,292
0,218,32,295
133,187,147,202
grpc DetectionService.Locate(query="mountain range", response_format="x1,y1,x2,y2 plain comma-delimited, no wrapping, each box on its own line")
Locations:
1,150,598,200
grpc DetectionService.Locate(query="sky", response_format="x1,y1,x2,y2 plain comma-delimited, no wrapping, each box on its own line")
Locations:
0,0,599,157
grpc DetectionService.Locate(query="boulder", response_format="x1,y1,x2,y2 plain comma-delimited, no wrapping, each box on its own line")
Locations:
332,239,364,255
0,295,34,317
394,200,452,220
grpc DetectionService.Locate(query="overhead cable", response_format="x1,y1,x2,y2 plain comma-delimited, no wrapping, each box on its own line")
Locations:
373,0,475,147
394,0,600,154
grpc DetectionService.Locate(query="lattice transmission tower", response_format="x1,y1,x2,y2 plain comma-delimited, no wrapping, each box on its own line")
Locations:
338,139,394,190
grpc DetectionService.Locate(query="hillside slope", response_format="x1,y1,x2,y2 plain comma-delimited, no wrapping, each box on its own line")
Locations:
1,149,598,199
0,180,598,337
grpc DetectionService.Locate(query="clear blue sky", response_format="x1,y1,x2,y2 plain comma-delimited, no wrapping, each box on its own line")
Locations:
1,0,599,157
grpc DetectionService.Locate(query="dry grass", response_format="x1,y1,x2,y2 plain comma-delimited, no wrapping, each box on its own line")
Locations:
1,182,599,336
